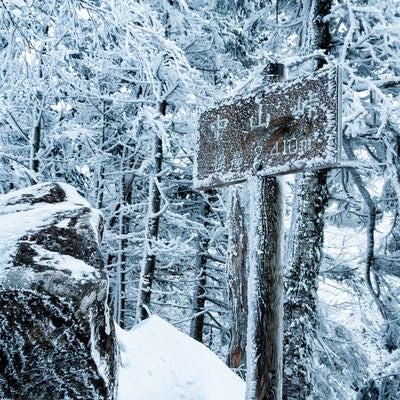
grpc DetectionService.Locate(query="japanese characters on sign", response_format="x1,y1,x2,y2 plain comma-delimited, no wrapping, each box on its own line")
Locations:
194,67,342,190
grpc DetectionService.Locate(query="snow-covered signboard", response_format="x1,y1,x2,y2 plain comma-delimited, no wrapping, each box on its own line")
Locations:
194,67,341,189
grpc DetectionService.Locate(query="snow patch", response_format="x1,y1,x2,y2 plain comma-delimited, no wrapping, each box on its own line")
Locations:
116,315,245,400
57,182,91,207
32,244,99,280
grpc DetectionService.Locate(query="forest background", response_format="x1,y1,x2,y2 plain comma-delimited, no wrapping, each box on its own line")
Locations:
0,0,399,399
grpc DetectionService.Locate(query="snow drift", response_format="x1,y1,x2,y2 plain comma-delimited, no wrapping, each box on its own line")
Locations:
116,315,245,400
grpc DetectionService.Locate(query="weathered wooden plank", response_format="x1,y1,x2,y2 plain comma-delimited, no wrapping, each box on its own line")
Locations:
194,67,341,189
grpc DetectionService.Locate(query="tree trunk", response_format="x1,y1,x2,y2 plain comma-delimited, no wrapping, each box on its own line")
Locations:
226,186,248,376
136,101,166,322
30,27,48,174
135,133,163,322
30,65,43,173
190,192,212,342
115,211,128,329
283,170,328,400
31,119,41,173
95,100,109,210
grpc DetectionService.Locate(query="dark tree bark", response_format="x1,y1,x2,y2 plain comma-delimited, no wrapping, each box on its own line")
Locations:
118,176,133,329
31,117,41,173
313,0,332,69
136,100,166,322
136,134,163,322
30,26,49,174
190,192,212,342
95,100,110,210
31,58,44,173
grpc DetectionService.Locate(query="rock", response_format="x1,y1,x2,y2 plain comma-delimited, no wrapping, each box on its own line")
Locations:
0,182,118,400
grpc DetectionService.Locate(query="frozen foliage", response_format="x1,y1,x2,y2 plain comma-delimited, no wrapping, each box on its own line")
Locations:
116,315,245,400
323,1,400,398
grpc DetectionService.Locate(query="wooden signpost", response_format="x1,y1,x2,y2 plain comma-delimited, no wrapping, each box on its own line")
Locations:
194,67,341,190
194,65,341,400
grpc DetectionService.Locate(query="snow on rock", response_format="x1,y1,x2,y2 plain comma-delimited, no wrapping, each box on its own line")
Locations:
0,182,118,400
116,315,245,400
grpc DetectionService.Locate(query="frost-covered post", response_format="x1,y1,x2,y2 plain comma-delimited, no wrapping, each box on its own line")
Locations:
246,63,285,400
227,186,248,373
247,176,284,399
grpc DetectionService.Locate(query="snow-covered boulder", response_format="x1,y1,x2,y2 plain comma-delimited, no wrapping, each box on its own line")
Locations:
0,182,118,400
116,315,245,400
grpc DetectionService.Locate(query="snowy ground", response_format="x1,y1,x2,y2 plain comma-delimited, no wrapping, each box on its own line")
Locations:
116,316,245,400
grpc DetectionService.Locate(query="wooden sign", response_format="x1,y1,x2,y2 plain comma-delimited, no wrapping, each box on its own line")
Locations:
194,67,341,189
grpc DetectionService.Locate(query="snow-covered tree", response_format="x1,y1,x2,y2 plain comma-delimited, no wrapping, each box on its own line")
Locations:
325,0,400,397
